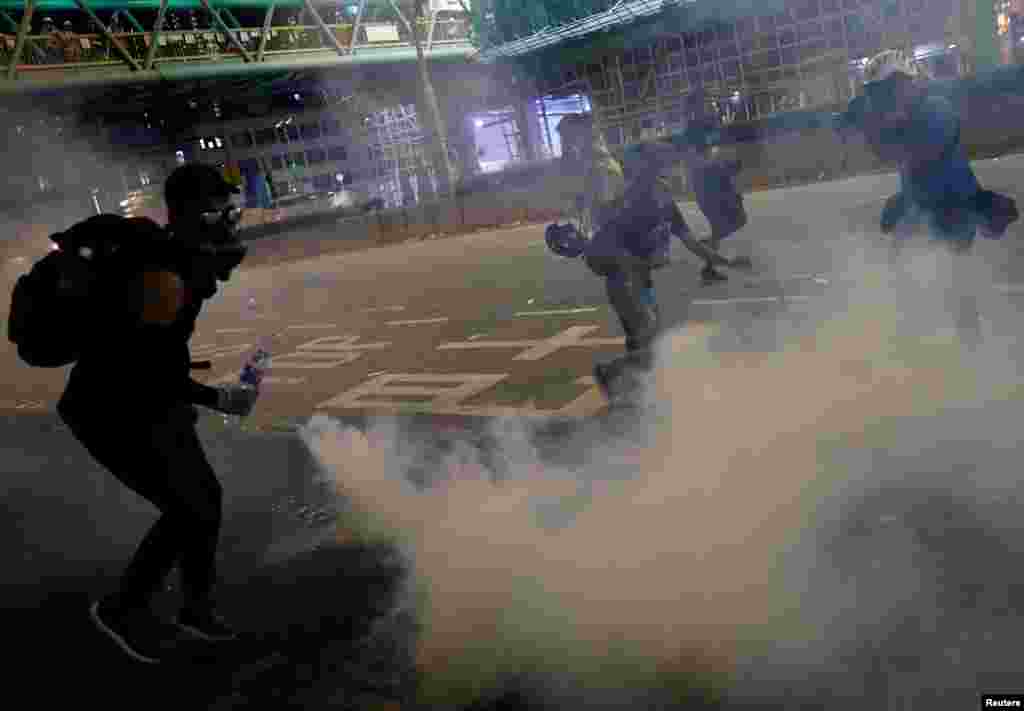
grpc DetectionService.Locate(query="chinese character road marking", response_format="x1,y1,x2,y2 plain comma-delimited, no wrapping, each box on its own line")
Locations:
437,326,624,362
315,372,607,418
316,373,509,412
215,328,254,335
287,323,338,330
269,334,391,370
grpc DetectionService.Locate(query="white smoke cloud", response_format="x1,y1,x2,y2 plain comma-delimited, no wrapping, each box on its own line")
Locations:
298,216,1024,708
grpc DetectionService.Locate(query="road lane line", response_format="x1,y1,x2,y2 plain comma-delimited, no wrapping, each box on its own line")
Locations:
515,307,600,317
385,318,450,326
691,295,813,306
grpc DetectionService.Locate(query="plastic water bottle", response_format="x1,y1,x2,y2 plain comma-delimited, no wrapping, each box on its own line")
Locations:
223,338,273,428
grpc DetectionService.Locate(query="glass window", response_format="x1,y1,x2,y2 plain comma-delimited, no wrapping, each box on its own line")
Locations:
685,50,699,67
701,64,719,83
683,33,697,49
231,131,253,148
286,124,300,141
842,0,859,10
700,46,715,63
271,154,284,170
774,11,793,27
254,127,276,146
306,147,327,164
327,145,347,161
300,122,321,140
665,36,682,51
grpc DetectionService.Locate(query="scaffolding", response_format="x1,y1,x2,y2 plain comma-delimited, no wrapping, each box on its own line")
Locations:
530,0,976,149
364,103,432,207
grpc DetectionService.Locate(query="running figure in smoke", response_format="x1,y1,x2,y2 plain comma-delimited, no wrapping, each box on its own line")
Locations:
840,49,1018,347
586,141,737,408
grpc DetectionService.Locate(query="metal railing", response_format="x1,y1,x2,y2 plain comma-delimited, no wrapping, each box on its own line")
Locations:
1,17,471,71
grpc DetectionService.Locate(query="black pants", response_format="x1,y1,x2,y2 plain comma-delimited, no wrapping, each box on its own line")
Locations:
65,406,223,612
602,264,661,384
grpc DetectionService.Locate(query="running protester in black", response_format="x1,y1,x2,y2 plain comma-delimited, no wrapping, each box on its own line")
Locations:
58,164,256,664
586,142,733,407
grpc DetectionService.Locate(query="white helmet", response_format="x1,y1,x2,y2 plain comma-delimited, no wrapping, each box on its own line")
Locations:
863,49,921,85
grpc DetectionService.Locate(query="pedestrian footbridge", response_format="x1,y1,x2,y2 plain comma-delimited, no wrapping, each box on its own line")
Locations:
0,0,476,93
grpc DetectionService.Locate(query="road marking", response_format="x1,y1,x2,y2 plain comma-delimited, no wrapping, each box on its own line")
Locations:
191,343,254,360
362,306,406,313
317,373,510,411
287,324,338,330
438,326,624,362
296,335,392,352
207,374,308,386
215,328,254,335
691,295,813,306
271,352,362,369
385,317,450,326
515,307,600,317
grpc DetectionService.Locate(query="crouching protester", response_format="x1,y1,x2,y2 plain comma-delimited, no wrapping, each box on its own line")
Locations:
846,49,1018,347
54,165,254,663
585,142,734,408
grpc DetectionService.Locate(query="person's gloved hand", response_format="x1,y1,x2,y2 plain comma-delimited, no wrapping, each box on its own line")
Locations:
216,384,259,417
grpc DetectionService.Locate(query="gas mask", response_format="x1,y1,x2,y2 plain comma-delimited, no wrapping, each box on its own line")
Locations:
186,205,246,281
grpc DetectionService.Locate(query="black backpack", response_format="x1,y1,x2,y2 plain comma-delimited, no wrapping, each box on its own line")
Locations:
7,214,163,368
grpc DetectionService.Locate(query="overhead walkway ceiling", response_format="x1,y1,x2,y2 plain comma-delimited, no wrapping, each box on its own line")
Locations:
0,0,477,96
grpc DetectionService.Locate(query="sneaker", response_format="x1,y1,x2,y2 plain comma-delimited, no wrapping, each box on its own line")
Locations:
174,608,237,642
90,597,174,664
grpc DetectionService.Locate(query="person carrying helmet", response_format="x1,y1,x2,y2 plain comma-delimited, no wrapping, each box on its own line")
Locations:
586,141,735,408
848,48,1017,347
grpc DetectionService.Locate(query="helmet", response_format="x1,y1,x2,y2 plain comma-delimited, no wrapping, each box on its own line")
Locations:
545,222,587,259
863,49,921,85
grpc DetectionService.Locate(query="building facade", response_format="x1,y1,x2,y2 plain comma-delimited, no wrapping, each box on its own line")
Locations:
534,0,1010,147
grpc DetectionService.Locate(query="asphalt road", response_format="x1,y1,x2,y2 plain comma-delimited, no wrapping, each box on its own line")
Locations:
5,157,1024,709
4,154,1024,426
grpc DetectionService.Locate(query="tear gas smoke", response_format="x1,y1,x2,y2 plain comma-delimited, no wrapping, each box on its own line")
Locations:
301,228,1024,707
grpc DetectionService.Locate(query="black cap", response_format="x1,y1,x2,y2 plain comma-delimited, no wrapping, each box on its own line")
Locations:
164,163,239,211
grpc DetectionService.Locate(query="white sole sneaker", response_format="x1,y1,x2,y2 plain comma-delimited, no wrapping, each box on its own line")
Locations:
89,600,161,665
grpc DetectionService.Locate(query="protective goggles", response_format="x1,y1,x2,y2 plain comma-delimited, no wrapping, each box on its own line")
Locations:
198,205,243,228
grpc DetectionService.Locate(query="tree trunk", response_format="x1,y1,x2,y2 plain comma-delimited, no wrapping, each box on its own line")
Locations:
390,0,458,197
